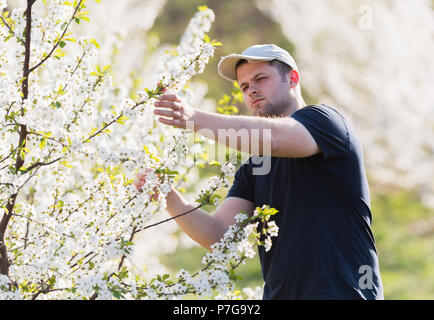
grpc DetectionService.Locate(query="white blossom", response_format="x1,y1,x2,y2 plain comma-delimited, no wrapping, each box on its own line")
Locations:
0,0,7,10
267,220,279,237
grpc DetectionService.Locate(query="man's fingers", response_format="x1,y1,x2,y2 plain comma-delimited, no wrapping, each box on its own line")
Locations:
158,117,184,128
158,117,177,126
154,108,175,118
133,180,144,192
155,100,181,110
154,109,182,119
135,168,163,194
134,178,144,186
158,94,180,102
137,168,154,178
136,173,147,180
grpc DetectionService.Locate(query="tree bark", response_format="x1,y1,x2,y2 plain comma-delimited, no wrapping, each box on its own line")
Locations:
0,0,35,276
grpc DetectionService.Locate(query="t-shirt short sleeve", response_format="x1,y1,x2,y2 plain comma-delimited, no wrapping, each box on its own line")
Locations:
226,159,255,203
291,105,351,160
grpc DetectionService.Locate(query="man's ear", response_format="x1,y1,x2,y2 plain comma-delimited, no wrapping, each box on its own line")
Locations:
288,70,300,89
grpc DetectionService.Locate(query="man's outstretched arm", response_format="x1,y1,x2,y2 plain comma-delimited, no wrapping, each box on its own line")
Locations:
154,93,320,158
165,188,254,250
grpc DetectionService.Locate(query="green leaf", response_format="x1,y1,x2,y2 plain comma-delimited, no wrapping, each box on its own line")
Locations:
208,160,221,167
102,65,111,73
112,290,123,299
57,200,64,208
90,38,100,49
211,39,223,47
19,149,26,160
116,115,128,124
39,138,46,149
48,276,56,287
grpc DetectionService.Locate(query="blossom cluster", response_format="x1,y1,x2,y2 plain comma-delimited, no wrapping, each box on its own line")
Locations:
106,205,279,299
156,6,217,92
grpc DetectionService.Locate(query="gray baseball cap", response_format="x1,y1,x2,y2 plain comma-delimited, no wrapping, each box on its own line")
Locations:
217,44,298,81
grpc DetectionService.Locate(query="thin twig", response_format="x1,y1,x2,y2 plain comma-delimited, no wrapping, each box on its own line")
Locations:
132,204,203,235
61,186,101,222
117,227,137,271
66,75,103,129
28,0,84,73
20,156,63,174
62,51,86,92
0,14,14,36
10,213,74,239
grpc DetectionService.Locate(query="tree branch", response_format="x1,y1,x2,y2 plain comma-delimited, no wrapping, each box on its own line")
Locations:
0,15,14,36
0,146,19,166
31,286,69,300
60,185,102,222
10,213,75,240
81,98,147,144
66,74,103,130
20,156,63,174
117,227,137,271
132,204,203,235
61,51,86,92
0,0,35,277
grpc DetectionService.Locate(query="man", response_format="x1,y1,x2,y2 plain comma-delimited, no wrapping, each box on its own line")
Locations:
134,44,384,300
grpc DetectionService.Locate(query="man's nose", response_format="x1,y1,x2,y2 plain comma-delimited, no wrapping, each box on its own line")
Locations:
248,86,259,97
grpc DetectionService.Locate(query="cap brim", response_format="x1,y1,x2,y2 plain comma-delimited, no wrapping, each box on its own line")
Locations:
217,54,273,82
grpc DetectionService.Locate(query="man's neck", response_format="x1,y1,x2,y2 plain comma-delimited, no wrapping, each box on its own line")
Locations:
284,95,306,117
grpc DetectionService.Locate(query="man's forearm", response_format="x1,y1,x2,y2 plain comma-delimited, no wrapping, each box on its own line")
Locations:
189,109,273,155
165,187,226,251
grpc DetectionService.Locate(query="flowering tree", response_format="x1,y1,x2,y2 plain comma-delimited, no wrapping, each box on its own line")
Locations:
0,0,277,299
259,0,434,207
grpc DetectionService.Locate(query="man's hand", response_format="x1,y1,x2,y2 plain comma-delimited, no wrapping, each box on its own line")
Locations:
133,169,160,201
154,92,196,129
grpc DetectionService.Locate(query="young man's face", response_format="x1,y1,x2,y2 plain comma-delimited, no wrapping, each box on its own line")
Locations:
236,61,292,117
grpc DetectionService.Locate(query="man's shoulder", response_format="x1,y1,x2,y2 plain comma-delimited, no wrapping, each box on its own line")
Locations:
291,104,359,159
294,103,346,119
293,103,351,130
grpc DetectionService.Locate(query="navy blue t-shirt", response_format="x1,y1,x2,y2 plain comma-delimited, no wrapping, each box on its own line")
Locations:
226,104,384,300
